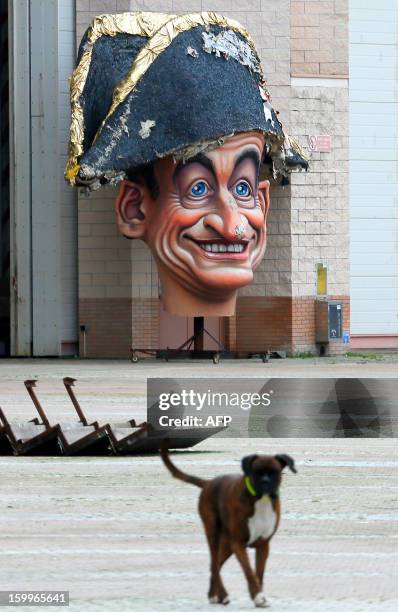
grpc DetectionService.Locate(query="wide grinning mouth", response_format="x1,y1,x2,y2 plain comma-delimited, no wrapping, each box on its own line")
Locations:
184,236,249,254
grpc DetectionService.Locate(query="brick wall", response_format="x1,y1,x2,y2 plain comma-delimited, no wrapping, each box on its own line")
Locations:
79,298,132,357
288,0,350,354
223,315,237,352
291,296,316,351
291,0,348,77
236,295,349,355
75,0,350,357
78,186,132,356
242,184,293,299
79,187,132,301
132,297,160,350
236,297,293,352
290,85,349,299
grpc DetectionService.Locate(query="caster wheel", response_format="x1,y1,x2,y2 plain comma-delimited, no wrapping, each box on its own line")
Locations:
131,353,139,363
212,353,220,364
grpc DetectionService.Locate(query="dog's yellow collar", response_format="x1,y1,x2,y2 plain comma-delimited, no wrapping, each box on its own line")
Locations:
245,476,279,500
245,476,257,496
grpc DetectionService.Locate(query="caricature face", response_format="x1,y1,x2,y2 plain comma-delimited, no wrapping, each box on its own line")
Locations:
116,132,270,316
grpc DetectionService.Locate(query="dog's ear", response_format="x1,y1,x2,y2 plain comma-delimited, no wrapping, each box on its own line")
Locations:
241,454,258,476
275,454,297,473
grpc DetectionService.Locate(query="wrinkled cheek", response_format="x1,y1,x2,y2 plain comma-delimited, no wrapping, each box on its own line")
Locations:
244,208,267,269
166,210,205,241
147,209,203,265
242,208,267,233
171,208,205,229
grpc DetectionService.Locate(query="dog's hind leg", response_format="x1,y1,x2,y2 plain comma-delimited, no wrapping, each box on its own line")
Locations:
216,533,232,604
218,533,232,570
231,542,268,608
201,513,229,604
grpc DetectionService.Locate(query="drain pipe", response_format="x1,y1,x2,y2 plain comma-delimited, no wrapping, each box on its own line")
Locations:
80,325,87,358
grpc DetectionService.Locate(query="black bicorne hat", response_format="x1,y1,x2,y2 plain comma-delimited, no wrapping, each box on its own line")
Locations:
65,11,309,191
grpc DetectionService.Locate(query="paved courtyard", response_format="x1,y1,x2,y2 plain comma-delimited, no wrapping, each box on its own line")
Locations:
0,357,397,611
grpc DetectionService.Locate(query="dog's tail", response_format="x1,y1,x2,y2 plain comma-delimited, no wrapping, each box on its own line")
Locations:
160,442,206,488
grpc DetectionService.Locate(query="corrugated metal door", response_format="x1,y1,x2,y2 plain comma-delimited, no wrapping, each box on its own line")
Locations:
10,0,77,356
0,1,10,356
349,0,398,340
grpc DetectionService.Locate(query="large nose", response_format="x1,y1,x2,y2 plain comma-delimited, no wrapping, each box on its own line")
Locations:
203,189,248,241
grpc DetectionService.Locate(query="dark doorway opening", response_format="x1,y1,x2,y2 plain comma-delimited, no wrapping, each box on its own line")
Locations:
0,1,10,356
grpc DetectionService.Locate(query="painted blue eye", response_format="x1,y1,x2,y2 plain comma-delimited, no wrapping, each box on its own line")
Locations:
190,181,208,197
234,181,251,197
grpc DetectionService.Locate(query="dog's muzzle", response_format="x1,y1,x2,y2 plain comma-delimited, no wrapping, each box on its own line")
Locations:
255,474,279,497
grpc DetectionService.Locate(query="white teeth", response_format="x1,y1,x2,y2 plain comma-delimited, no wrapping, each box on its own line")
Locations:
199,243,245,253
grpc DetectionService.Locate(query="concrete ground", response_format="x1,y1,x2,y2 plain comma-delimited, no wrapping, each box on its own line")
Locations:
0,357,398,611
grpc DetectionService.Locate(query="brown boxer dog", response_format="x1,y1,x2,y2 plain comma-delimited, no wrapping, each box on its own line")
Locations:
160,446,296,608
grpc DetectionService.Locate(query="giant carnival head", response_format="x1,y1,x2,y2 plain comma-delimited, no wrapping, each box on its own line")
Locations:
66,12,308,316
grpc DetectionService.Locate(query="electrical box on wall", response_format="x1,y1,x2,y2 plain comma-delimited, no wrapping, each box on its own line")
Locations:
315,301,343,343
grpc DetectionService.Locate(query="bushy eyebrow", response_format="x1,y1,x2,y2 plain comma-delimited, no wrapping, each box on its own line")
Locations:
233,149,261,186
173,148,261,186
173,153,216,184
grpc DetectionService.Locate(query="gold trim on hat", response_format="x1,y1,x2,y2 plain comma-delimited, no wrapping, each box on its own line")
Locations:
66,12,176,184
65,11,262,185
93,12,261,143
286,135,311,162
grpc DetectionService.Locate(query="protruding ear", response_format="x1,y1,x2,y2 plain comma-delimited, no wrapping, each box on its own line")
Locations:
115,180,147,239
275,454,297,473
258,179,270,218
241,454,258,476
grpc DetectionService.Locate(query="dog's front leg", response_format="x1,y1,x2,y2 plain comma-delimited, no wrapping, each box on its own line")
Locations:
255,541,270,591
231,542,268,608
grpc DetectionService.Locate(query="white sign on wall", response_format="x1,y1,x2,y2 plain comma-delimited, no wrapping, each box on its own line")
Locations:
308,135,332,152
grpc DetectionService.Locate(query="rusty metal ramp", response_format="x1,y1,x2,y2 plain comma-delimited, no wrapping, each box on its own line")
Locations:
0,407,61,456
0,379,221,456
0,414,15,455
116,424,223,454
